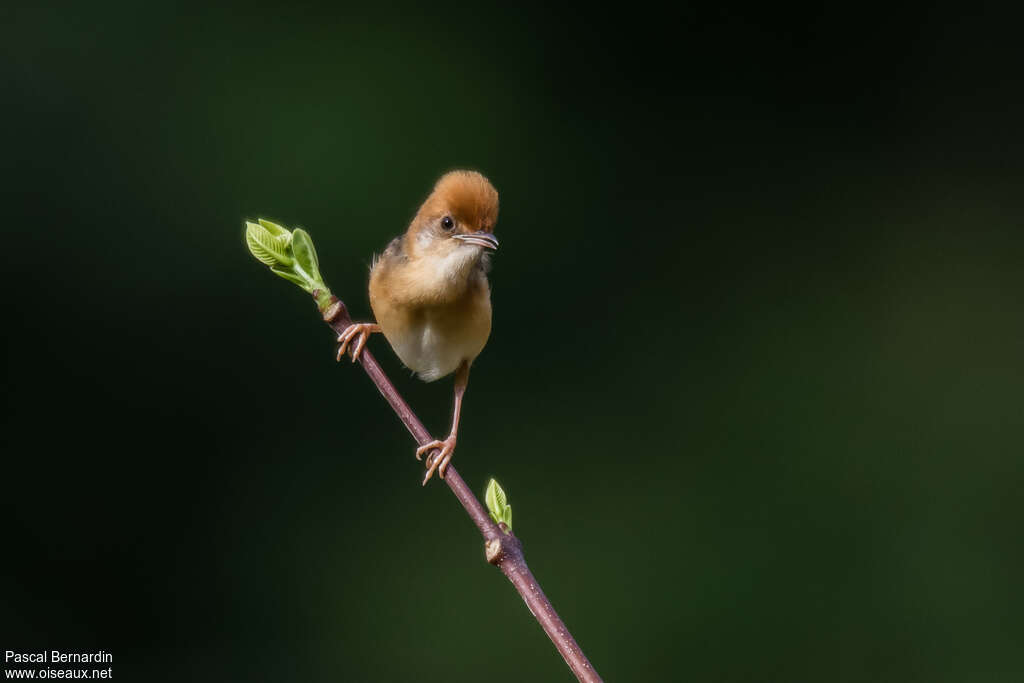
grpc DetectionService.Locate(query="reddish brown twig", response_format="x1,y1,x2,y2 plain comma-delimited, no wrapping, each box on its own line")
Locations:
318,293,602,683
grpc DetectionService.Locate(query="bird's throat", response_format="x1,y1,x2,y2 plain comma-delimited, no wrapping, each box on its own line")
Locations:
401,243,486,305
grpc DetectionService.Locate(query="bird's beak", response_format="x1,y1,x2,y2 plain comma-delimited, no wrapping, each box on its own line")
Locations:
453,231,499,251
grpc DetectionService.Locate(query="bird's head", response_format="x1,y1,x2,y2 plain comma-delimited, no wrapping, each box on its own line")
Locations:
405,170,499,265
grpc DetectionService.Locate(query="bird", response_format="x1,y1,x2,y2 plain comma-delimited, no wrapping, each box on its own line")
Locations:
336,170,499,484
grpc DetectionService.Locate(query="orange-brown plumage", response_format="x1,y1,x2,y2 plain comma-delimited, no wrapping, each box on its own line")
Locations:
413,170,499,235
337,170,500,483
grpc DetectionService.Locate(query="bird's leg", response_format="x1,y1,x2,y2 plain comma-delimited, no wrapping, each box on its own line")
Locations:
336,323,381,363
417,361,470,485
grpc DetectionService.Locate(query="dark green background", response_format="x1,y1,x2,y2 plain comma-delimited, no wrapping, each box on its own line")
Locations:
4,3,1023,681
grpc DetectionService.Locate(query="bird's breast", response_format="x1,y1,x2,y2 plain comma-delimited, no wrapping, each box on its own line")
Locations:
371,278,492,382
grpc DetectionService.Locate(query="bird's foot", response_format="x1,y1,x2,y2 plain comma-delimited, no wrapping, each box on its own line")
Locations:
416,436,456,485
336,323,380,362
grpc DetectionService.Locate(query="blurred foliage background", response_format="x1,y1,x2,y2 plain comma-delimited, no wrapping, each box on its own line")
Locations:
3,2,1023,681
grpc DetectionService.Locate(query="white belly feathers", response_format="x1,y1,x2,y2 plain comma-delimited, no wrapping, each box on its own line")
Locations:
389,313,482,382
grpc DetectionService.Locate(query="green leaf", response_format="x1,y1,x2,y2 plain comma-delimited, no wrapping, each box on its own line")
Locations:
485,478,502,513
488,478,507,510
291,228,321,281
257,218,291,237
270,264,311,292
485,479,512,532
246,221,293,267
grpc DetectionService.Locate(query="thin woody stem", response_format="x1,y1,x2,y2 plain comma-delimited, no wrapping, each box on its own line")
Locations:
318,293,602,683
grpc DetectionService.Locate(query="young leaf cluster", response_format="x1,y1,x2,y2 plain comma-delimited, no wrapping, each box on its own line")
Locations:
485,478,513,531
245,218,332,309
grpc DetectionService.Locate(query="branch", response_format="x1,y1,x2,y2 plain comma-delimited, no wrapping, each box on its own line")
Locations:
245,220,602,683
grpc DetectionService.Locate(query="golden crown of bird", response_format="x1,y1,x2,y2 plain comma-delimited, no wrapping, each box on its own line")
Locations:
337,170,500,484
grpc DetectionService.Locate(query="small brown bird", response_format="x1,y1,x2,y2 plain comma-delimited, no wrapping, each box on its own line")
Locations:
337,170,499,484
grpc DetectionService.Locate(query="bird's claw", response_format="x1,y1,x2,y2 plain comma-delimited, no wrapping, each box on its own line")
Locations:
416,436,456,485
336,323,377,363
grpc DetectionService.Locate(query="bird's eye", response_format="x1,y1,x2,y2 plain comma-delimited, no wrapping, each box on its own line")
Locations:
441,216,455,231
